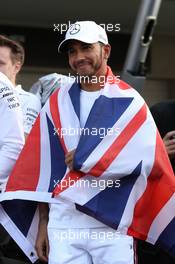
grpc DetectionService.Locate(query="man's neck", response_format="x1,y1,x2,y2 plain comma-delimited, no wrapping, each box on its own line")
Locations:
11,78,16,87
80,82,103,91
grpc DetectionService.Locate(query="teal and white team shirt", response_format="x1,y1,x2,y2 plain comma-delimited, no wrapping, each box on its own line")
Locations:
15,85,41,135
0,72,24,191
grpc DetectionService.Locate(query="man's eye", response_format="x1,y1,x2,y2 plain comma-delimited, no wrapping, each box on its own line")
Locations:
82,45,92,50
68,49,75,55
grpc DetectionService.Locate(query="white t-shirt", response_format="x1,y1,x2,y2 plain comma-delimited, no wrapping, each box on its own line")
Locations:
80,89,101,127
48,89,107,228
0,72,24,191
15,85,41,134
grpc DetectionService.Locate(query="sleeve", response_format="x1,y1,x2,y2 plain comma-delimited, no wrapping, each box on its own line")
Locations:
23,94,41,134
0,73,25,190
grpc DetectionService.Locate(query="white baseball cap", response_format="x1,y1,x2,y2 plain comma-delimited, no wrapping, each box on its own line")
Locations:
58,21,108,52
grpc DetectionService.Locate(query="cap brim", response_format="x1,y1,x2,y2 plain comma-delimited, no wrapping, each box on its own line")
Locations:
58,39,71,53
58,37,99,53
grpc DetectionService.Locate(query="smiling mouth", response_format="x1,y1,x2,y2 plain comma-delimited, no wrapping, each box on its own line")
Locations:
76,63,92,72
77,64,88,69
75,60,91,68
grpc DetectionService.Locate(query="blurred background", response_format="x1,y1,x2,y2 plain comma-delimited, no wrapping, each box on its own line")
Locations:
0,0,175,106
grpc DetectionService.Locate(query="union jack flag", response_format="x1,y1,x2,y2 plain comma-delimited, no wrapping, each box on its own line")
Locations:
1,67,175,262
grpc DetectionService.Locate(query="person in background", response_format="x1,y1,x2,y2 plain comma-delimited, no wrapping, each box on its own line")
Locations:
0,35,41,138
0,71,25,262
30,72,74,106
0,71,24,192
0,35,41,264
151,100,175,172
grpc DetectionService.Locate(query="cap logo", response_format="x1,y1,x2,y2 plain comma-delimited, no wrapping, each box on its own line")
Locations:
69,23,81,35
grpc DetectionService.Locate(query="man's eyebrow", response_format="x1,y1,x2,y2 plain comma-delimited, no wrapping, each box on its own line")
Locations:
81,43,92,46
67,46,74,52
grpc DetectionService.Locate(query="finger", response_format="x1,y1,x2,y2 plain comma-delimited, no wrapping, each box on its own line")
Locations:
168,144,175,149
165,143,175,149
65,152,72,159
163,131,175,140
40,255,48,263
169,150,175,155
46,237,50,260
65,152,74,162
36,238,49,262
65,156,73,166
66,161,73,170
65,154,73,162
167,149,175,155
65,150,75,169
65,149,75,157
164,139,175,147
41,245,48,262
35,244,46,262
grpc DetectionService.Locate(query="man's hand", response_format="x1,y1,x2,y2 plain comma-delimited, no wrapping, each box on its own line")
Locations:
35,203,49,262
163,131,175,159
65,149,76,170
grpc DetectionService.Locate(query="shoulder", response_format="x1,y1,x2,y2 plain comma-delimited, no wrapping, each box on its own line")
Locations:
0,73,21,112
114,79,146,106
17,87,41,112
0,72,14,99
30,73,74,106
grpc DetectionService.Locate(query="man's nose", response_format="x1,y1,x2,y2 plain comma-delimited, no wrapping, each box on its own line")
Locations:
75,49,85,61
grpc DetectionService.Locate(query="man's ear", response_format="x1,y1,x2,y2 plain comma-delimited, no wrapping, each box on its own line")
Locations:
14,61,22,75
104,44,111,60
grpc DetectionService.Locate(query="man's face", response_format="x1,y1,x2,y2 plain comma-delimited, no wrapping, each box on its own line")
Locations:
67,41,110,78
0,46,19,83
